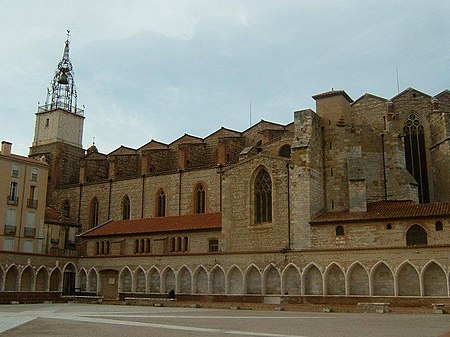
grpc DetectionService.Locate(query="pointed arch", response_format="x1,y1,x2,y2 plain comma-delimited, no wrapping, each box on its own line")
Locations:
403,113,429,203
396,261,420,296
122,195,131,220
78,268,87,292
303,263,323,295
245,264,262,295
88,268,98,292
62,199,70,218
194,182,206,214
20,266,34,292
134,267,146,293
89,197,99,228
347,262,369,295
147,266,161,293
119,267,132,293
371,262,394,296
227,265,244,294
193,266,208,294
263,264,281,295
422,261,447,296
49,267,62,292
5,265,19,291
406,224,428,246
177,266,192,294
282,264,301,296
161,267,176,293
253,167,272,223
156,188,166,217
325,263,345,295
0,267,4,291
210,265,226,294
63,262,76,295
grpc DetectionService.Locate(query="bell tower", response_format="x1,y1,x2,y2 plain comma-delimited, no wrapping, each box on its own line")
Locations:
30,31,85,206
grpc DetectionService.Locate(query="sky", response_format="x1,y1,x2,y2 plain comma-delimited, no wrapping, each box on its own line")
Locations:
0,1,449,156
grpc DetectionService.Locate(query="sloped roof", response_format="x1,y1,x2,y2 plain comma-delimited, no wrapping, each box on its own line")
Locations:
80,212,222,237
311,201,450,224
45,206,62,223
312,90,354,103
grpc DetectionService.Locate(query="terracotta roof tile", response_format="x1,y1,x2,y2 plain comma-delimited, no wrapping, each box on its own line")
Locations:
45,206,62,222
80,212,222,237
311,201,450,224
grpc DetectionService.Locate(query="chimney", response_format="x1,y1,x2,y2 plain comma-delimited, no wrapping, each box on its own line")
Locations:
1,141,12,156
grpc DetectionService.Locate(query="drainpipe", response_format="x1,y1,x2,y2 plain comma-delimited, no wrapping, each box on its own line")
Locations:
108,179,112,219
178,169,183,215
78,183,83,223
287,161,291,250
381,133,387,200
141,175,145,218
218,164,223,212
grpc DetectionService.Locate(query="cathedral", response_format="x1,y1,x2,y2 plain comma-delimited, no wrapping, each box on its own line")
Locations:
1,36,450,305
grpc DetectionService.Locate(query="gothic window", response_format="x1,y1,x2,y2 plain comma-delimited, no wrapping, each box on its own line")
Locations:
62,200,70,218
254,168,272,223
403,114,429,203
336,225,344,236
279,144,291,158
406,224,428,246
90,198,99,228
156,189,166,217
195,183,206,214
122,195,130,220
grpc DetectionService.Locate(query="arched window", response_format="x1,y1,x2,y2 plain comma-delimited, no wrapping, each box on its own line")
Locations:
406,224,428,246
90,198,99,228
336,225,344,236
122,195,130,220
62,200,70,218
254,168,272,223
403,114,429,203
279,144,291,158
156,189,166,217
195,183,206,214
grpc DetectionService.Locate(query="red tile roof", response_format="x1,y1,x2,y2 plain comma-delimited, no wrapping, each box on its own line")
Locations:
45,206,62,223
80,212,222,237
311,201,450,224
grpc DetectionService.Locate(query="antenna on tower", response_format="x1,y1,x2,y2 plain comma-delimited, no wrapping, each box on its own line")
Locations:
396,66,400,94
249,100,252,127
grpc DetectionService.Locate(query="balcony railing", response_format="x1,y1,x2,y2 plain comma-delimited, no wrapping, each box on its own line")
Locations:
24,227,36,237
27,199,38,208
4,225,17,235
38,103,84,115
7,196,18,205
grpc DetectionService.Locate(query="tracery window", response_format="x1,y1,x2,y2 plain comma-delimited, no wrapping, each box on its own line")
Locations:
122,195,130,220
90,198,99,228
195,183,206,214
254,168,272,223
156,189,166,217
403,114,429,203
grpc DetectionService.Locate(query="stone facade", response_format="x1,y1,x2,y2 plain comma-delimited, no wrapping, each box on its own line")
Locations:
3,63,450,302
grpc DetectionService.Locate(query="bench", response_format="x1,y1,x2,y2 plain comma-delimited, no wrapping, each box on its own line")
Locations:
358,302,390,313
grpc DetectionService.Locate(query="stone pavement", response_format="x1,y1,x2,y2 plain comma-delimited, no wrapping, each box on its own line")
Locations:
0,303,449,337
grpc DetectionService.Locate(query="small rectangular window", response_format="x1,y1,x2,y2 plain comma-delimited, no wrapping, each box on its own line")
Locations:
209,239,219,252
4,238,14,251
31,168,38,181
11,164,19,178
45,118,49,127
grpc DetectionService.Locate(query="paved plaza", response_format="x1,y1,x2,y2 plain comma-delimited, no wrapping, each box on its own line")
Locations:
0,303,449,337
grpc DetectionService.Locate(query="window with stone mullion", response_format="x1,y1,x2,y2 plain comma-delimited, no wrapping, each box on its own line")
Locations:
254,169,272,223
